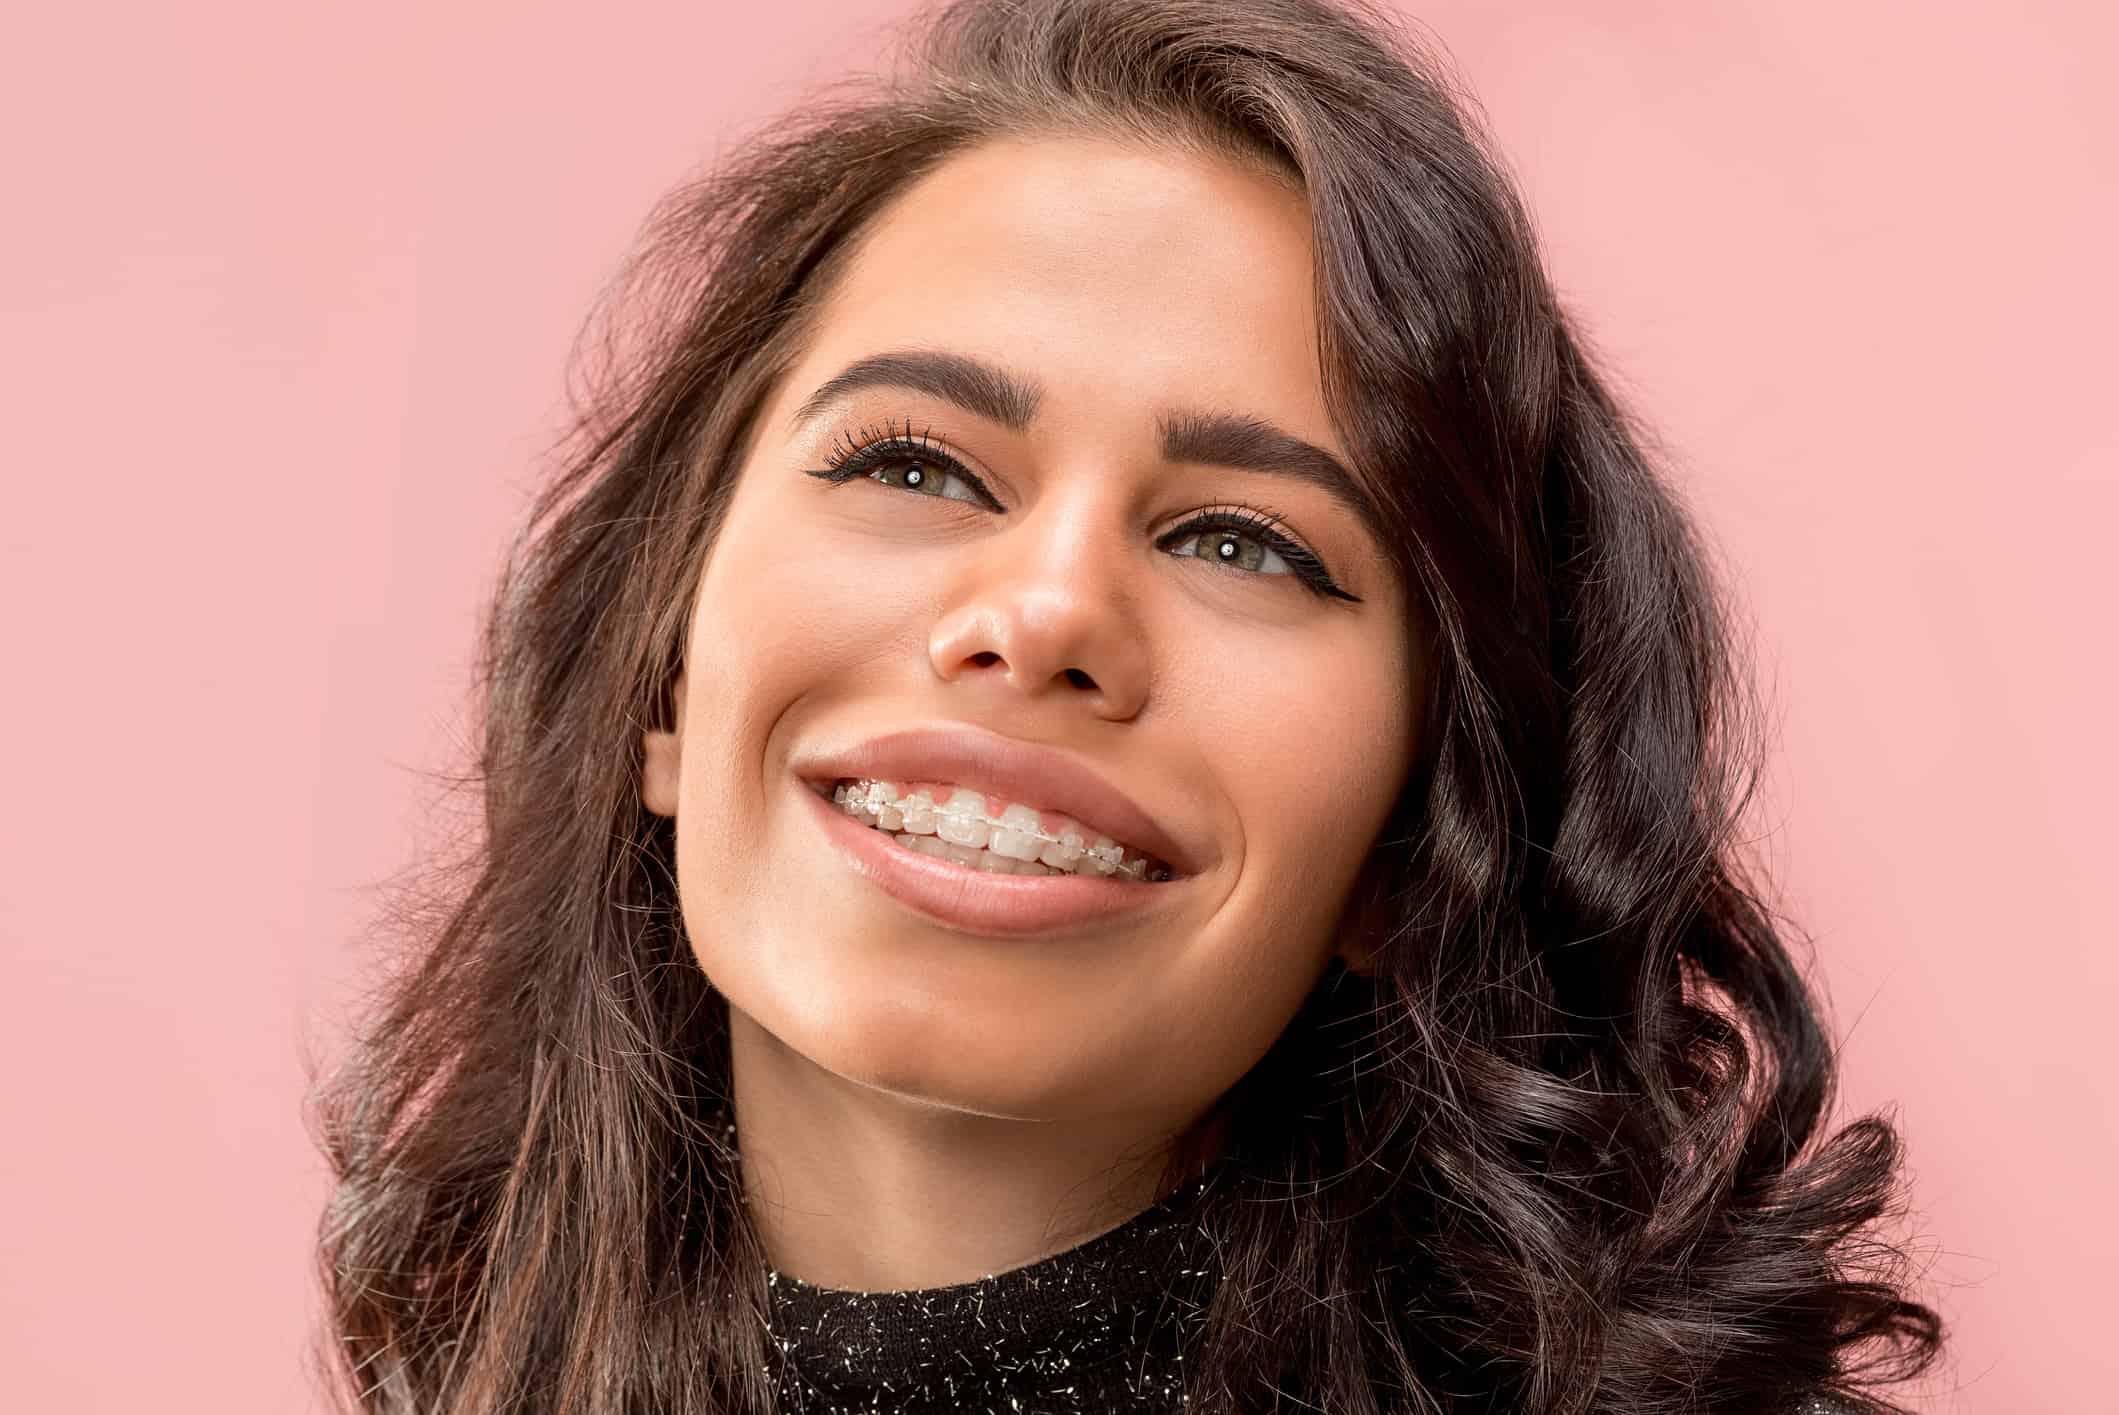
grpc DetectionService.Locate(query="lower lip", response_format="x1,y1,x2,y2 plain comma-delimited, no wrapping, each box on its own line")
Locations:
798,779,1186,937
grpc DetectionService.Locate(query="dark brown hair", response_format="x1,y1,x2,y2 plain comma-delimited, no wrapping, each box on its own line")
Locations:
309,2,1945,1410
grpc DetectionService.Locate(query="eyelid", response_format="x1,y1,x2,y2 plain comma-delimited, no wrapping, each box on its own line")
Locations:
1165,499,1312,552
821,418,1006,507
1159,502,1342,589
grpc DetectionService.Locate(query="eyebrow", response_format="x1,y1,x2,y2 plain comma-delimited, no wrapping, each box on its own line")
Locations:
789,348,1390,551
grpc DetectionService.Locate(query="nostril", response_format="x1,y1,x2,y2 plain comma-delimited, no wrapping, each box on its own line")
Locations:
1064,668,1094,690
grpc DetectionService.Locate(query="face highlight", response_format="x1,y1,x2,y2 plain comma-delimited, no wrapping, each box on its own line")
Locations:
642,134,1420,1145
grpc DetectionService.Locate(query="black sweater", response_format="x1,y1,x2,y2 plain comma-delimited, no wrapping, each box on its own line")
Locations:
759,1169,1865,1415
763,1168,1222,1413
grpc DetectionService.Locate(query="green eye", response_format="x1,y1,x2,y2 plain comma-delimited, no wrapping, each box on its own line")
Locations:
807,420,1002,511
863,454,986,505
1163,525,1296,577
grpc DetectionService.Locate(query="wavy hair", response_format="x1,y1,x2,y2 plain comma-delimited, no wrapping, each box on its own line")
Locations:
309,1,1945,1411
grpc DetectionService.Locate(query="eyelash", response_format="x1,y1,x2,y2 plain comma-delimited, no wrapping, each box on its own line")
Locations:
804,418,1359,603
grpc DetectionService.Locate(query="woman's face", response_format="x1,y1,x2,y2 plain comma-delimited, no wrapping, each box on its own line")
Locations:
644,134,1419,1140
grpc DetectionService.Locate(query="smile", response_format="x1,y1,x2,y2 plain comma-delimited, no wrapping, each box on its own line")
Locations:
829,778,1175,883
799,777,1188,937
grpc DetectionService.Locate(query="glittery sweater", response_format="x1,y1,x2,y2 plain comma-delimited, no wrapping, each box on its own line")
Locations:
763,1170,1221,1414
760,1170,1865,1415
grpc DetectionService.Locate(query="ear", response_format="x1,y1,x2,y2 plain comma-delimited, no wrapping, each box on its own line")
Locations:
1332,850,1393,978
640,671,687,818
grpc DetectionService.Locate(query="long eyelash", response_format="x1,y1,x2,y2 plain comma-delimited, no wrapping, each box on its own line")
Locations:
806,418,1002,506
1162,502,1360,603
819,418,958,480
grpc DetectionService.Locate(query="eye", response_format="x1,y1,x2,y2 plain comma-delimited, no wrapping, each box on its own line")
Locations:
805,419,999,509
858,451,987,506
1157,505,1355,601
1163,521,1295,577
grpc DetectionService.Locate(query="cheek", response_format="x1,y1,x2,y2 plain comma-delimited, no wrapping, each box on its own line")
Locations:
687,500,916,739
1186,620,1411,890
1125,624,1408,1090
670,491,935,966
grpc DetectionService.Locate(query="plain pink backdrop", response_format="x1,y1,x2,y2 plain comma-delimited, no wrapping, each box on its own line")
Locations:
2,2,2110,1410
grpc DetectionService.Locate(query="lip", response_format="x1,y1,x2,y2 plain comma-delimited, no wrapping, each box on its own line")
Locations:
799,776,1190,937
791,724,1208,879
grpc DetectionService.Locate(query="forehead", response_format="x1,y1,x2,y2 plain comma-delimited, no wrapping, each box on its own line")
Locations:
798,135,1330,443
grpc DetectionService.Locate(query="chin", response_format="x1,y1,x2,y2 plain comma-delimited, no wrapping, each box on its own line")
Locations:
740,974,1113,1119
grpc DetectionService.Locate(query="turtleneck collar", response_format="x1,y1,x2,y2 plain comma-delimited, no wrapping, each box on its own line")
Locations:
761,1165,1227,1414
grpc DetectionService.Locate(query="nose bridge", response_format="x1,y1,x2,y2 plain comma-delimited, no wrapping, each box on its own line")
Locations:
1008,474,1129,595
930,475,1149,714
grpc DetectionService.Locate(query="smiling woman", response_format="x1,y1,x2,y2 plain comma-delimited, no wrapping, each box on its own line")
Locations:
309,2,1943,1413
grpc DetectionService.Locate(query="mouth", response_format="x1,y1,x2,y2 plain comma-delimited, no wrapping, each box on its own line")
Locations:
790,723,1208,880
809,776,1179,884
796,775,1192,938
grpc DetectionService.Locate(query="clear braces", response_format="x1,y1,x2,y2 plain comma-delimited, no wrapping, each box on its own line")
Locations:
831,778,1173,882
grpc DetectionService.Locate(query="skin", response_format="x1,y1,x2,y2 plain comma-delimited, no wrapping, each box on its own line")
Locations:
641,133,1419,1292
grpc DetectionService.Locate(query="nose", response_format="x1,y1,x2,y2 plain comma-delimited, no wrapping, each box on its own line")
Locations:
926,504,1150,722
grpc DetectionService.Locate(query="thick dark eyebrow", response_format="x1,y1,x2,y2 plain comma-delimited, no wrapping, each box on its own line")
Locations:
793,349,1043,436
1157,409,1389,555
789,348,1390,552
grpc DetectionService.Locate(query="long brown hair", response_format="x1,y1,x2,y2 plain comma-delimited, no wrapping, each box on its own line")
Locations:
309,2,1945,1410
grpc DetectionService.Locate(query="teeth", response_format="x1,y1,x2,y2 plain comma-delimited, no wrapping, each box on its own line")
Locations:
933,788,992,849
894,833,1051,874
1037,825,1086,871
988,803,1045,862
828,779,1173,882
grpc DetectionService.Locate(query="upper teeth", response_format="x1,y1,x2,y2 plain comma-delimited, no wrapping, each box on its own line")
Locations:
828,779,1168,882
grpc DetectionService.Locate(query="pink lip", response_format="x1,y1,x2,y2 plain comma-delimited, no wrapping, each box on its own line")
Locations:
800,778,1189,937
790,723,1207,879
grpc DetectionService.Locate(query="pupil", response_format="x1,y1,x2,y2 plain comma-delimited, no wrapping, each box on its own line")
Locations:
1217,536,1237,559
904,464,925,487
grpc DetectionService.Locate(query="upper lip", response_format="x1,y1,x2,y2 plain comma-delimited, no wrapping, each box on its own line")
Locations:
794,723,1206,877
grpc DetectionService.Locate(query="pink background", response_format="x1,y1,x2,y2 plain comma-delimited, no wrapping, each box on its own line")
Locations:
2,2,2110,1410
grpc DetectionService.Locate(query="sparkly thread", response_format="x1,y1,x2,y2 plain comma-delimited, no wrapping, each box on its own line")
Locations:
761,1167,1222,1414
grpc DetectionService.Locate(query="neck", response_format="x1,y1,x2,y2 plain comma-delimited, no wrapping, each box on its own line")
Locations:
727,1007,1229,1291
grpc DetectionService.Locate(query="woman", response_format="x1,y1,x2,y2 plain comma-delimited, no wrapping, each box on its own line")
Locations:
311,1,1945,1411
